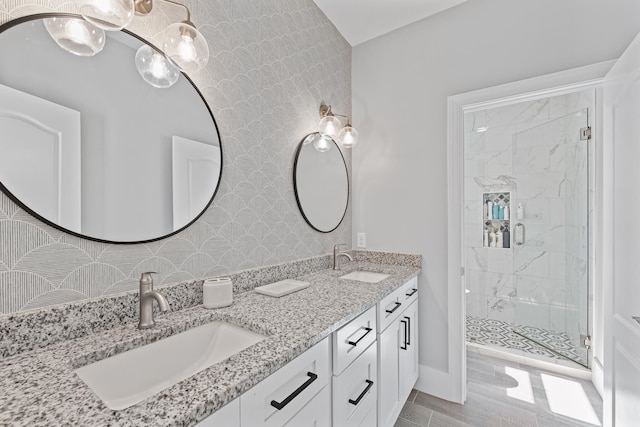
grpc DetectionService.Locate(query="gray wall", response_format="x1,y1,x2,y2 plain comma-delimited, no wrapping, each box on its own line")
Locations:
352,0,640,397
0,0,352,314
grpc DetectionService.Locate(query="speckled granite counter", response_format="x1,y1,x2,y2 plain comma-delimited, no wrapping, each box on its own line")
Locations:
0,260,420,426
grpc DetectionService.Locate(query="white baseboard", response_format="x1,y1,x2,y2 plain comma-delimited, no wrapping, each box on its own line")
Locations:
414,364,463,404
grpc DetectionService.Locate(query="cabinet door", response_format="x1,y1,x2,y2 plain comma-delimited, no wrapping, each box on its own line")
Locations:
377,320,401,427
399,300,419,403
333,342,377,427
195,398,240,427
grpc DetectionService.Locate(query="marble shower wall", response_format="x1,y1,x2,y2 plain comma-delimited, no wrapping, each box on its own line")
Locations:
0,0,352,314
464,90,594,348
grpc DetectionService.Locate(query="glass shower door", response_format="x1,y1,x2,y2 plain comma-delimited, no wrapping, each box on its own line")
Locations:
511,108,590,368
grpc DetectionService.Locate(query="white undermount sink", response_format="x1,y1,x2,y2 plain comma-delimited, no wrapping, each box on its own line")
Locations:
75,321,266,410
339,270,390,283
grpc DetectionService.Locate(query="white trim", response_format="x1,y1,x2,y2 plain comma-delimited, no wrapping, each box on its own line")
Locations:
447,60,613,404
592,356,605,398
414,364,460,402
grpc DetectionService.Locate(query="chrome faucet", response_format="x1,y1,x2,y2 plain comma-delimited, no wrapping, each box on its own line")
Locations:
333,244,353,270
138,272,169,329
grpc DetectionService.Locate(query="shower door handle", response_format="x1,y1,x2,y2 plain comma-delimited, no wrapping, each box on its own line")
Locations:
514,223,525,245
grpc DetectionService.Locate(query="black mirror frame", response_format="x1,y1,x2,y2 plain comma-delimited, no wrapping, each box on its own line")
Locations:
0,13,223,244
292,133,349,233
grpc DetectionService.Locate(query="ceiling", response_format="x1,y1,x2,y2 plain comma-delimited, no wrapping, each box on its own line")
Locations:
312,0,469,46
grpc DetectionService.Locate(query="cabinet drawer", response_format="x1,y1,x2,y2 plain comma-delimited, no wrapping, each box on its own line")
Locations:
283,384,331,427
333,306,377,375
332,342,377,427
241,337,330,427
400,277,418,306
378,278,417,332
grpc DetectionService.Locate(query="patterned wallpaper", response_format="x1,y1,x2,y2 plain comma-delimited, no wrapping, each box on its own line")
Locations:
0,0,352,314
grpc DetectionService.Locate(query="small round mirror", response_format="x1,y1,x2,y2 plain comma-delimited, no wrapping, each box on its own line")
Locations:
293,133,349,233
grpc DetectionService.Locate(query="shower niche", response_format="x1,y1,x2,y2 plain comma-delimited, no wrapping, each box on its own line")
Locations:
483,192,510,248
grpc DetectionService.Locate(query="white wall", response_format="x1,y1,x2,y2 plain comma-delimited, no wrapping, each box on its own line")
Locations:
352,0,640,399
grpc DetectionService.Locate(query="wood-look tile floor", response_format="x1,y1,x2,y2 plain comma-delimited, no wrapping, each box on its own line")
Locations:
394,351,603,427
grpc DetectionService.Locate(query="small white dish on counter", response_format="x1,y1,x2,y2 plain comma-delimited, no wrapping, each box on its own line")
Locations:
75,321,265,410
254,279,310,297
339,271,390,283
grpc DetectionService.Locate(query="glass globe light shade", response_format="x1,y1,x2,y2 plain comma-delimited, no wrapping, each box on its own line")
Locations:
318,115,342,139
44,17,105,57
162,22,209,75
135,45,180,88
313,134,333,153
302,133,319,145
77,0,135,31
338,124,360,148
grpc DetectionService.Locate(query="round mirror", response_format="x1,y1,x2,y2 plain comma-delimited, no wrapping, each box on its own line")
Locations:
293,133,349,233
0,14,222,243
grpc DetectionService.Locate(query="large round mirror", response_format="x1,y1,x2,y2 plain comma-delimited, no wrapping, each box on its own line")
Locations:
0,14,222,243
293,133,349,233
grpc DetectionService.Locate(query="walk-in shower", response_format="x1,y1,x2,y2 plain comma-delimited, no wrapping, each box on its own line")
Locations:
463,90,593,368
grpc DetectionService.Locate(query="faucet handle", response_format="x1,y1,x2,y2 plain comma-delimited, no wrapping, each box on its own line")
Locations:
140,271,158,286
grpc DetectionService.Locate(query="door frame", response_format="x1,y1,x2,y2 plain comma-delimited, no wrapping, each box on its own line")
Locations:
447,60,613,403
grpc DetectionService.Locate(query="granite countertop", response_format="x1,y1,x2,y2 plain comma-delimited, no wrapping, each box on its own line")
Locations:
0,261,420,426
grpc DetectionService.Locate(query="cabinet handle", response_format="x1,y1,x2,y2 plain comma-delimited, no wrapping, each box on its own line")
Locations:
270,371,318,410
400,319,408,350
347,327,372,346
405,288,418,297
404,315,411,346
348,380,374,406
385,301,402,314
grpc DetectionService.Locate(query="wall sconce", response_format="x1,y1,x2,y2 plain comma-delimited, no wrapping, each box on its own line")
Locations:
318,103,360,148
47,0,208,83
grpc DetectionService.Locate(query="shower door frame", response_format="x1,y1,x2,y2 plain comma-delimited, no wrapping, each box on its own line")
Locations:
447,62,610,404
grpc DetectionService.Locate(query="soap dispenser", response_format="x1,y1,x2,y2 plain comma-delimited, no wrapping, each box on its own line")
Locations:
496,227,503,248
503,226,510,248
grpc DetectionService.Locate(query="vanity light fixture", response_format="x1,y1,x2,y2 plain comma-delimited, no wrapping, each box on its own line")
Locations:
75,0,209,74
318,104,360,148
44,16,106,57
77,0,135,31
135,44,180,88
302,133,333,152
134,0,210,74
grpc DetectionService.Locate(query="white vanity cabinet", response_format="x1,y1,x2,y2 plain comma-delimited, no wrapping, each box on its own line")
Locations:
398,299,419,404
377,277,419,427
195,398,240,427
332,306,378,427
240,336,331,427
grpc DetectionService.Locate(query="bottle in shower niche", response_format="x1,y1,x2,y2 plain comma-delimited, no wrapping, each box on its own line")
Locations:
503,226,510,248
489,227,496,248
504,206,510,220
496,227,503,248
487,201,493,220
492,203,500,220
483,228,489,247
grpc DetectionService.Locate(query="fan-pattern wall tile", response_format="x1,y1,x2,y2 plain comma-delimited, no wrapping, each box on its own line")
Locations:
0,0,352,314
